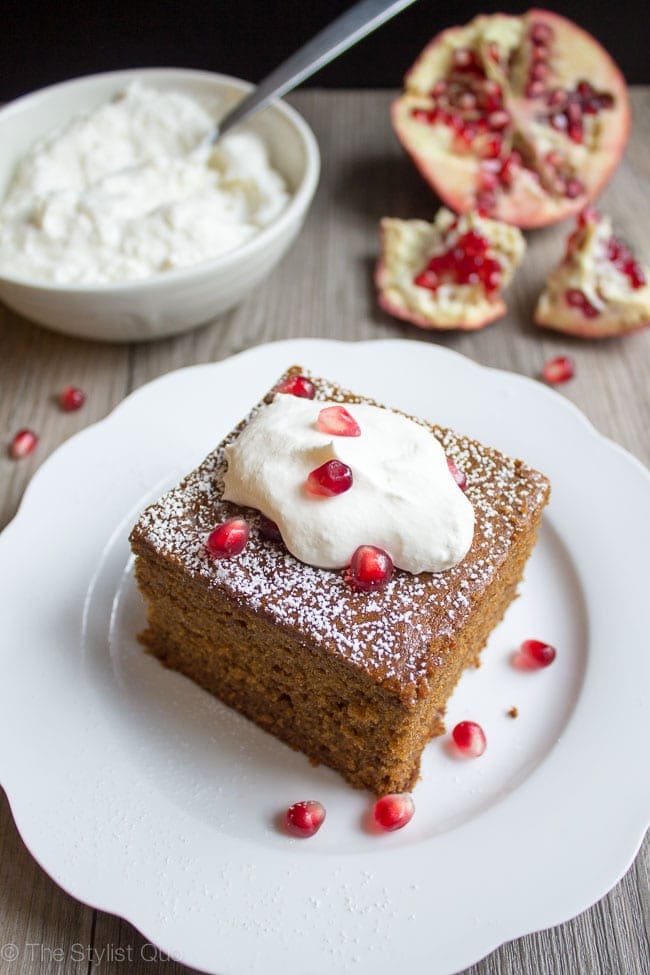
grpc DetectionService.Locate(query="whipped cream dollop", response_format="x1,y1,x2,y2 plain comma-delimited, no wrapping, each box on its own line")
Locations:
0,82,290,284
222,394,475,574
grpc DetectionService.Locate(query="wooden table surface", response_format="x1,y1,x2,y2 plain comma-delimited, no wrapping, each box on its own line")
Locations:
1,88,648,975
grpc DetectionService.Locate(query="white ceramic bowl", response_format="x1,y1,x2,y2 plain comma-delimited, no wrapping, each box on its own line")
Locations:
0,68,320,342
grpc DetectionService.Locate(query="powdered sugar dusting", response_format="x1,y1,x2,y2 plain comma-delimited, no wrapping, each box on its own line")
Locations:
131,368,550,703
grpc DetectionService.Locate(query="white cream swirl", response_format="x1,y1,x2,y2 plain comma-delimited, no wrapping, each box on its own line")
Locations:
222,394,475,573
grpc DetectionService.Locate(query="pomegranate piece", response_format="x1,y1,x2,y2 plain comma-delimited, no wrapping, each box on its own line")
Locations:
391,10,630,228
452,720,487,757
258,515,282,542
316,405,361,437
284,800,326,838
306,459,353,497
206,517,250,558
347,545,394,593
519,638,557,668
535,209,650,338
59,385,86,411
8,428,38,459
373,793,415,831
541,356,574,385
447,456,468,491
275,374,316,399
376,208,525,331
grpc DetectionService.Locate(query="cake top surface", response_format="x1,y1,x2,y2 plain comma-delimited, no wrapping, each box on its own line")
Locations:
131,367,550,704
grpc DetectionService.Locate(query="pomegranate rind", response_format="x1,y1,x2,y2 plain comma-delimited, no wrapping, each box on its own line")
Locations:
535,212,650,338
392,9,630,229
376,208,525,331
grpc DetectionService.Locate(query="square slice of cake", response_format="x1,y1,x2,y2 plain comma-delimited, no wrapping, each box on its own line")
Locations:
130,367,550,795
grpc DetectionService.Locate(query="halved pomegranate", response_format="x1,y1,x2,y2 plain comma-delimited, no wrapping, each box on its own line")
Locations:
535,208,650,337
376,207,525,329
392,10,630,228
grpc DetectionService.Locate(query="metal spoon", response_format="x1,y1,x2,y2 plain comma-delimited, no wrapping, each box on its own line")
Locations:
208,0,419,144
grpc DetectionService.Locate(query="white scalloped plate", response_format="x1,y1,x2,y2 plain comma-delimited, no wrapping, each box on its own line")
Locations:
0,339,648,975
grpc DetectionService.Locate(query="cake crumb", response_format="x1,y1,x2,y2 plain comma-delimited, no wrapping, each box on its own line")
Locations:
507,706,519,719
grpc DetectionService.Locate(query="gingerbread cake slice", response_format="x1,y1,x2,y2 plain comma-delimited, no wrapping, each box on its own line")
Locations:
130,367,550,795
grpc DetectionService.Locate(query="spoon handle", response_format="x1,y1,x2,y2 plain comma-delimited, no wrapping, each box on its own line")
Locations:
213,0,418,141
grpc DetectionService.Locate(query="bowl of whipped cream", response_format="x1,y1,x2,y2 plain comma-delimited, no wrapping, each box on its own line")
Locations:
0,68,320,341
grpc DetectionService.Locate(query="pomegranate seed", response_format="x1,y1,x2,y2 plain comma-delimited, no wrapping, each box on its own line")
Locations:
206,517,250,558
414,269,439,289
59,385,86,411
284,800,326,838
482,84,503,113
526,81,546,99
487,109,510,131
626,262,646,289
8,428,38,459
564,178,584,199
531,43,549,62
547,88,568,107
545,149,563,168
579,207,599,226
565,288,599,318
577,80,594,99
259,515,282,542
432,79,448,96
275,374,316,399
499,152,521,186
530,62,549,82
482,135,502,159
475,190,496,216
550,112,568,132
529,21,554,45
519,638,557,668
477,168,498,191
306,459,353,497
566,101,582,124
347,545,394,593
373,793,414,832
447,456,468,491
316,405,361,438
411,107,435,124
542,355,575,384
452,48,477,71
458,91,477,111
568,122,583,144
452,721,487,757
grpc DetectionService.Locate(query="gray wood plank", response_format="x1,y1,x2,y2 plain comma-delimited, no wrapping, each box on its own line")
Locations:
0,88,648,975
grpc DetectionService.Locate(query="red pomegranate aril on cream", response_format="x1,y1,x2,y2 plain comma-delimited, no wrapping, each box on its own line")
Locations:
284,800,326,837
347,545,394,593
59,385,86,411
9,428,38,459
452,720,487,757
373,793,414,831
316,406,361,437
206,517,250,558
542,356,575,385
447,457,467,491
306,460,353,497
275,374,316,399
520,638,556,668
